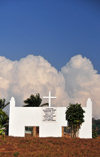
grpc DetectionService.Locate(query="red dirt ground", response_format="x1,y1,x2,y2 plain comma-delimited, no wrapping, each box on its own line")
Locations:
0,136,100,157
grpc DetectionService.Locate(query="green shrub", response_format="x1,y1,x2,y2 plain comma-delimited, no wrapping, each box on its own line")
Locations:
13,152,19,157
92,129,98,138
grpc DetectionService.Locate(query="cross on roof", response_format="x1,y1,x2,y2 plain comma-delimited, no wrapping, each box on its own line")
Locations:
43,91,56,107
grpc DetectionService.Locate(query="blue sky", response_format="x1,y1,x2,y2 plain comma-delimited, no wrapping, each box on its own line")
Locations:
0,0,100,72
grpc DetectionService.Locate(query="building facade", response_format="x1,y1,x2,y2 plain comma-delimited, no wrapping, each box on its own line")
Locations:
9,97,92,138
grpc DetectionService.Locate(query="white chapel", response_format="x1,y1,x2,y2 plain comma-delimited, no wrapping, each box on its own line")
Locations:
9,91,92,138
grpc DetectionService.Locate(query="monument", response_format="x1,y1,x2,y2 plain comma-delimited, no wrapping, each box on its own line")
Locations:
9,91,92,138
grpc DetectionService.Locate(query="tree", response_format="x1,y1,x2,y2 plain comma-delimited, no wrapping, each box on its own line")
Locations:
24,93,42,107
0,109,8,128
0,98,9,110
65,103,85,138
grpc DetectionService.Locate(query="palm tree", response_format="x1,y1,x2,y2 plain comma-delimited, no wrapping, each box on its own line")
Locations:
0,98,9,110
24,93,42,107
40,103,49,107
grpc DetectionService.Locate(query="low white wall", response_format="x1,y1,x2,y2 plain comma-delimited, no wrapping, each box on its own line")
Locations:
9,97,92,138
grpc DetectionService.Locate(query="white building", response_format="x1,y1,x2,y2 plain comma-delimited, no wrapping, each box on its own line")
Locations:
9,96,92,138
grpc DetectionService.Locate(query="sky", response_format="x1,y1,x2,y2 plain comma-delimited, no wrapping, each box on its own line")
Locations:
0,0,100,118
0,0,100,72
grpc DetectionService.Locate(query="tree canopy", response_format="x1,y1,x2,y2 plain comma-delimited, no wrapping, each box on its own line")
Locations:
65,103,85,138
24,93,42,107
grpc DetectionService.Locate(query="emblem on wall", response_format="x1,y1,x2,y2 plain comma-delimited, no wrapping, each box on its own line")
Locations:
43,108,56,121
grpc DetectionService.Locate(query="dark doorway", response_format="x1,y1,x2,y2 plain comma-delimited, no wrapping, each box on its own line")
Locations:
62,126,71,138
25,126,39,137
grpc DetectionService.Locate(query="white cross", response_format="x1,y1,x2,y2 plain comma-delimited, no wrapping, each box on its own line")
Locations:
43,91,56,107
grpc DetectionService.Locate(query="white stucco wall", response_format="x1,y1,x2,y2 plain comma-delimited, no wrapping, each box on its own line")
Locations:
9,97,92,138
79,98,92,138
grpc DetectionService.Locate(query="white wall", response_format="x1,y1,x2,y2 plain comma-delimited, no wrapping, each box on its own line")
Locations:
79,98,92,138
9,97,92,138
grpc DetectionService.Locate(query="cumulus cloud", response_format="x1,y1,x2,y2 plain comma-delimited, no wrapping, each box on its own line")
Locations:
0,55,68,108
61,55,100,118
0,54,100,118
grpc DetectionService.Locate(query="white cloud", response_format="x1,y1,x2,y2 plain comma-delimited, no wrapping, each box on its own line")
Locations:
0,54,100,118
0,55,68,108
61,55,100,118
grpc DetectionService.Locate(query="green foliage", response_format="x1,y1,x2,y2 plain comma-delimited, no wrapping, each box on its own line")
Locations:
92,129,98,138
65,103,85,138
24,93,42,107
0,98,9,110
13,152,19,157
66,103,85,126
0,128,5,135
0,109,8,127
0,98,9,135
92,118,100,136
0,124,6,140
